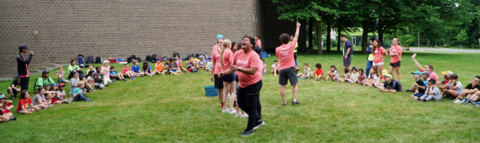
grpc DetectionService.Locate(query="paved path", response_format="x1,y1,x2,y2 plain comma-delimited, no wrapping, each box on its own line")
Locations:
408,47,480,53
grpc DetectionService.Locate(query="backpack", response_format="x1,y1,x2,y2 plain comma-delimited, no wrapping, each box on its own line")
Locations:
117,58,124,62
145,55,152,62
127,55,136,63
86,56,94,64
135,57,142,63
95,56,102,64
77,55,85,68
108,59,117,63
203,52,209,59
151,54,158,63
173,52,180,58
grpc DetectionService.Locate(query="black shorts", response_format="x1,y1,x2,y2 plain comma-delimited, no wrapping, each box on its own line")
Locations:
221,73,235,83
279,67,298,86
343,56,352,67
7,89,18,95
214,74,224,89
390,61,401,67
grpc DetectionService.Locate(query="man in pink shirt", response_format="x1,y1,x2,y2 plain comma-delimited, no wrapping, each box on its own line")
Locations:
276,21,301,106
219,36,264,137
255,35,262,48
412,53,439,82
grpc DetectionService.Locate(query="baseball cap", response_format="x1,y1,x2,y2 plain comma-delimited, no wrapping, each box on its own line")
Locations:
411,71,422,77
18,45,29,50
42,70,49,74
216,34,224,39
58,83,66,87
422,71,430,77
0,93,6,99
110,66,115,69
199,55,204,58
352,67,357,71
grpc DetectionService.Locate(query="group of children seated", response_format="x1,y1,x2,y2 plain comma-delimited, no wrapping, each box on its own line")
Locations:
0,55,214,124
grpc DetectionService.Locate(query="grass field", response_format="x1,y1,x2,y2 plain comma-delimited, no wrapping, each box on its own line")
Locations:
2,50,480,142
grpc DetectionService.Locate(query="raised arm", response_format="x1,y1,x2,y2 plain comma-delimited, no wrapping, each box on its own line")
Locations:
17,54,33,65
411,53,423,70
294,21,301,40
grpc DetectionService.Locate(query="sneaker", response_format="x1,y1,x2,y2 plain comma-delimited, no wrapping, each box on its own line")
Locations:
240,130,254,137
234,112,241,118
405,89,413,92
149,74,153,76
228,109,237,114
453,100,462,104
241,113,249,118
472,101,480,106
292,100,300,105
222,109,228,113
253,120,265,130
10,116,17,121
282,102,286,106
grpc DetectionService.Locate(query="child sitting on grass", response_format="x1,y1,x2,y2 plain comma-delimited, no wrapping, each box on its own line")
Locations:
456,76,480,104
443,74,463,101
168,58,182,75
143,61,156,76
56,65,69,83
338,68,350,82
357,69,366,84
56,83,72,104
197,56,207,71
33,87,50,109
410,71,427,100
346,67,359,83
271,60,280,76
86,71,97,91
379,74,402,92
314,63,324,81
7,76,21,99
325,65,340,82
86,64,96,75
176,57,189,73
206,61,213,71
155,60,167,75
131,60,144,77
187,57,198,74
0,94,16,122
69,71,80,95
363,67,380,86
45,93,61,106
72,82,92,102
297,63,313,79
17,91,39,114
417,79,441,102
122,63,135,79
110,66,126,81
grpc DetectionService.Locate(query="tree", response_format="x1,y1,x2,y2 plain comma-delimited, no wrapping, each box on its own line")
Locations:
456,29,469,47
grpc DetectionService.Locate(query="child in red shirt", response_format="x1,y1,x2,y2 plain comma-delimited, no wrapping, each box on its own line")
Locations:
314,63,324,81
1,94,16,122
17,91,39,114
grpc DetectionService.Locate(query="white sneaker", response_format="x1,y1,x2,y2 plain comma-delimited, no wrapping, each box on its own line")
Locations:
241,113,249,118
453,100,462,104
234,112,241,117
222,109,228,113
228,109,236,114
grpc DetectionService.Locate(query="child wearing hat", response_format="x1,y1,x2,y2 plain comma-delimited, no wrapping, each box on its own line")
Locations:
379,74,402,92
437,71,453,95
417,79,442,101
197,56,207,71
409,71,427,99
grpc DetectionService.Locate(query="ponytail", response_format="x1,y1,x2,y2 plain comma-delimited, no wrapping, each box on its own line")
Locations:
219,39,231,68
394,38,401,46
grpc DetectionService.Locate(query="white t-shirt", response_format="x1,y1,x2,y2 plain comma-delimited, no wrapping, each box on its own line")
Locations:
86,69,97,74
304,68,312,76
453,82,463,95
350,73,359,81
368,74,380,83
272,63,279,69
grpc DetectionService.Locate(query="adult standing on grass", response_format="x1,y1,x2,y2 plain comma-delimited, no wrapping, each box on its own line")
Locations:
411,53,439,82
211,39,225,111
365,37,375,76
340,34,353,72
17,45,33,91
219,36,264,137
219,39,236,114
389,38,403,82
276,21,301,106
372,39,388,77
212,34,223,52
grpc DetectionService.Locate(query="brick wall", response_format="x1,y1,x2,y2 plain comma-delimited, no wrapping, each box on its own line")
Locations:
0,0,262,78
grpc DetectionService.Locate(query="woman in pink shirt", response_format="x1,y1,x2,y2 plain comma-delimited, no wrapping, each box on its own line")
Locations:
219,36,264,137
219,39,236,114
372,39,389,76
210,43,225,111
389,38,403,81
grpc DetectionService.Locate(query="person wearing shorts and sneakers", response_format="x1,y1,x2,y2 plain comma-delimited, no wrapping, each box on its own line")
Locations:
211,43,225,111
340,34,353,72
389,38,402,82
276,21,301,106
219,36,264,137
372,39,388,76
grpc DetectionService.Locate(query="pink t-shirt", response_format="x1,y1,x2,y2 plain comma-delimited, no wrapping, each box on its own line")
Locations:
420,68,439,82
276,39,297,70
390,45,402,63
256,40,262,48
373,47,387,63
233,50,263,88
122,67,130,74
101,65,110,77
212,44,219,53
211,50,222,74
221,49,233,72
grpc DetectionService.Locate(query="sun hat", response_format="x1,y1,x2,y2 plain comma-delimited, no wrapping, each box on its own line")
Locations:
411,71,422,77
103,61,109,64
384,74,393,79
382,69,388,76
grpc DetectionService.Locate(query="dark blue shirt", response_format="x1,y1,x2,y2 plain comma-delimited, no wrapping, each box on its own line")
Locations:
344,39,353,57
132,65,141,73
384,80,403,91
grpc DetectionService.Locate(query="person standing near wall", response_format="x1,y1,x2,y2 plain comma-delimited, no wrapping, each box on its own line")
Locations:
255,35,262,48
16,45,33,91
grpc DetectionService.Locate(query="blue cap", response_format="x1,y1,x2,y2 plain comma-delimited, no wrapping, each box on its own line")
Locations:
411,71,422,77
0,93,6,99
216,34,223,39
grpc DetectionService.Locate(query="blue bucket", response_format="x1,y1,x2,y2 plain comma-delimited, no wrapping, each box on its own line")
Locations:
204,86,218,97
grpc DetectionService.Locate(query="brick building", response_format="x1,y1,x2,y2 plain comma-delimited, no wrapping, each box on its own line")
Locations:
0,0,303,78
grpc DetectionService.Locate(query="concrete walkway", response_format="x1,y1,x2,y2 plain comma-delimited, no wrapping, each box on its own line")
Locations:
408,47,480,53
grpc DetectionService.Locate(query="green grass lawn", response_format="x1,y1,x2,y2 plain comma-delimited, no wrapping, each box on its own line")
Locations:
2,51,480,142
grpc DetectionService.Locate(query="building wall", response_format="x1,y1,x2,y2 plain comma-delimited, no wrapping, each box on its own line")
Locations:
0,0,262,78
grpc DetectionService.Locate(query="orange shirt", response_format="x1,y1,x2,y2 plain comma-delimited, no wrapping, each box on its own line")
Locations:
155,62,163,72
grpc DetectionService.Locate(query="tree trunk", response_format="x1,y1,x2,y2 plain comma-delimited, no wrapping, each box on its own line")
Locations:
337,28,341,51
426,39,430,47
361,20,369,54
326,21,331,53
378,28,384,47
316,20,323,55
309,18,314,49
